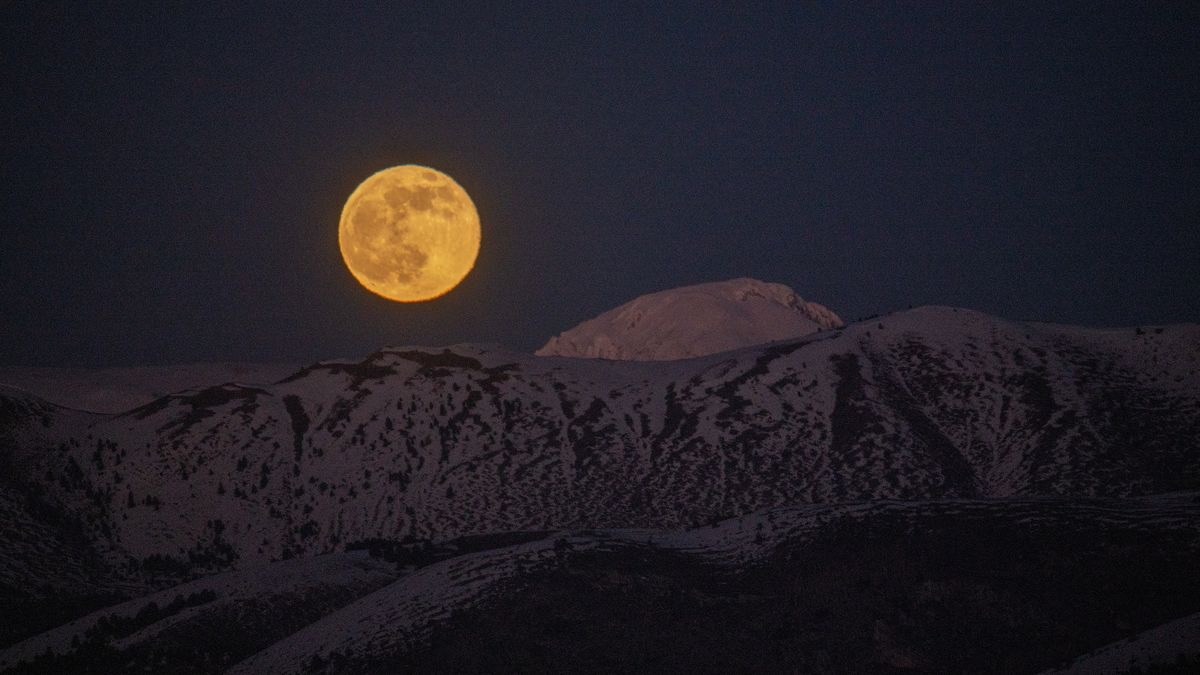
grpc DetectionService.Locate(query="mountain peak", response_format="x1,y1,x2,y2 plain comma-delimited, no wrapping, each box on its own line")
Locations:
536,278,843,361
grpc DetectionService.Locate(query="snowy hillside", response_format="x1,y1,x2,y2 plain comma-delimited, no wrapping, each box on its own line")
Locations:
1,306,1197,586
536,278,843,360
231,493,1200,674
2,305,1199,672
0,553,396,672
1044,611,1200,674
4,493,1197,673
0,363,297,414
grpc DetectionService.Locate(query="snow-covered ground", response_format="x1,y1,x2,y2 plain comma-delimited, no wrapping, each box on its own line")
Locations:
228,493,1200,673
0,301,1197,673
1045,611,1200,674
537,277,842,360
0,362,297,414
1,307,1196,572
0,552,396,670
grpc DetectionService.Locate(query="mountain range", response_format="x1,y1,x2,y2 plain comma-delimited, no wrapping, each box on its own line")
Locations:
1,280,1197,673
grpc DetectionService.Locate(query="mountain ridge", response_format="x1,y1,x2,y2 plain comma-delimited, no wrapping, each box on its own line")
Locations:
2,304,1199,672
2,306,1196,578
537,278,843,361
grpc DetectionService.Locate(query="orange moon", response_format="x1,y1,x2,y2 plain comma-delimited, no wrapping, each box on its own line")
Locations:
338,165,480,302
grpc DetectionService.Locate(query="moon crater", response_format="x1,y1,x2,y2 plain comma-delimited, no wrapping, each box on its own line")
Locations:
339,165,480,302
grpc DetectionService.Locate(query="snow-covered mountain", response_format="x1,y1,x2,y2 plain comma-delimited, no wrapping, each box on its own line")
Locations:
1,307,1196,584
2,304,1199,672
0,362,297,414
536,278,843,360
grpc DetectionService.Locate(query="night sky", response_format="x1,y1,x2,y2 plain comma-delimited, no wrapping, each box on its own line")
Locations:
3,3,1197,368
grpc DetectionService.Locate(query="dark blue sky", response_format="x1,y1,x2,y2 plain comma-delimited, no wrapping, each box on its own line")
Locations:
3,2,1197,367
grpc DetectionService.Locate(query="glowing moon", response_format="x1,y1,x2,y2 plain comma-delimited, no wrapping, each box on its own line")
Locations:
339,165,480,302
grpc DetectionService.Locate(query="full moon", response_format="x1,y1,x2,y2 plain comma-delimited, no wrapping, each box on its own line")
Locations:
338,165,481,302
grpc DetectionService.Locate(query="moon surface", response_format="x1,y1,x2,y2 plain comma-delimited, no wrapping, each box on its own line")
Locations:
339,165,480,302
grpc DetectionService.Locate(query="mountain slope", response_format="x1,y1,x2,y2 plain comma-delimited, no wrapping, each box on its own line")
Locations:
1045,611,1200,674
536,278,843,360
0,552,397,672
6,493,1195,673
326,493,1200,675
1,307,1196,585
0,363,297,414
